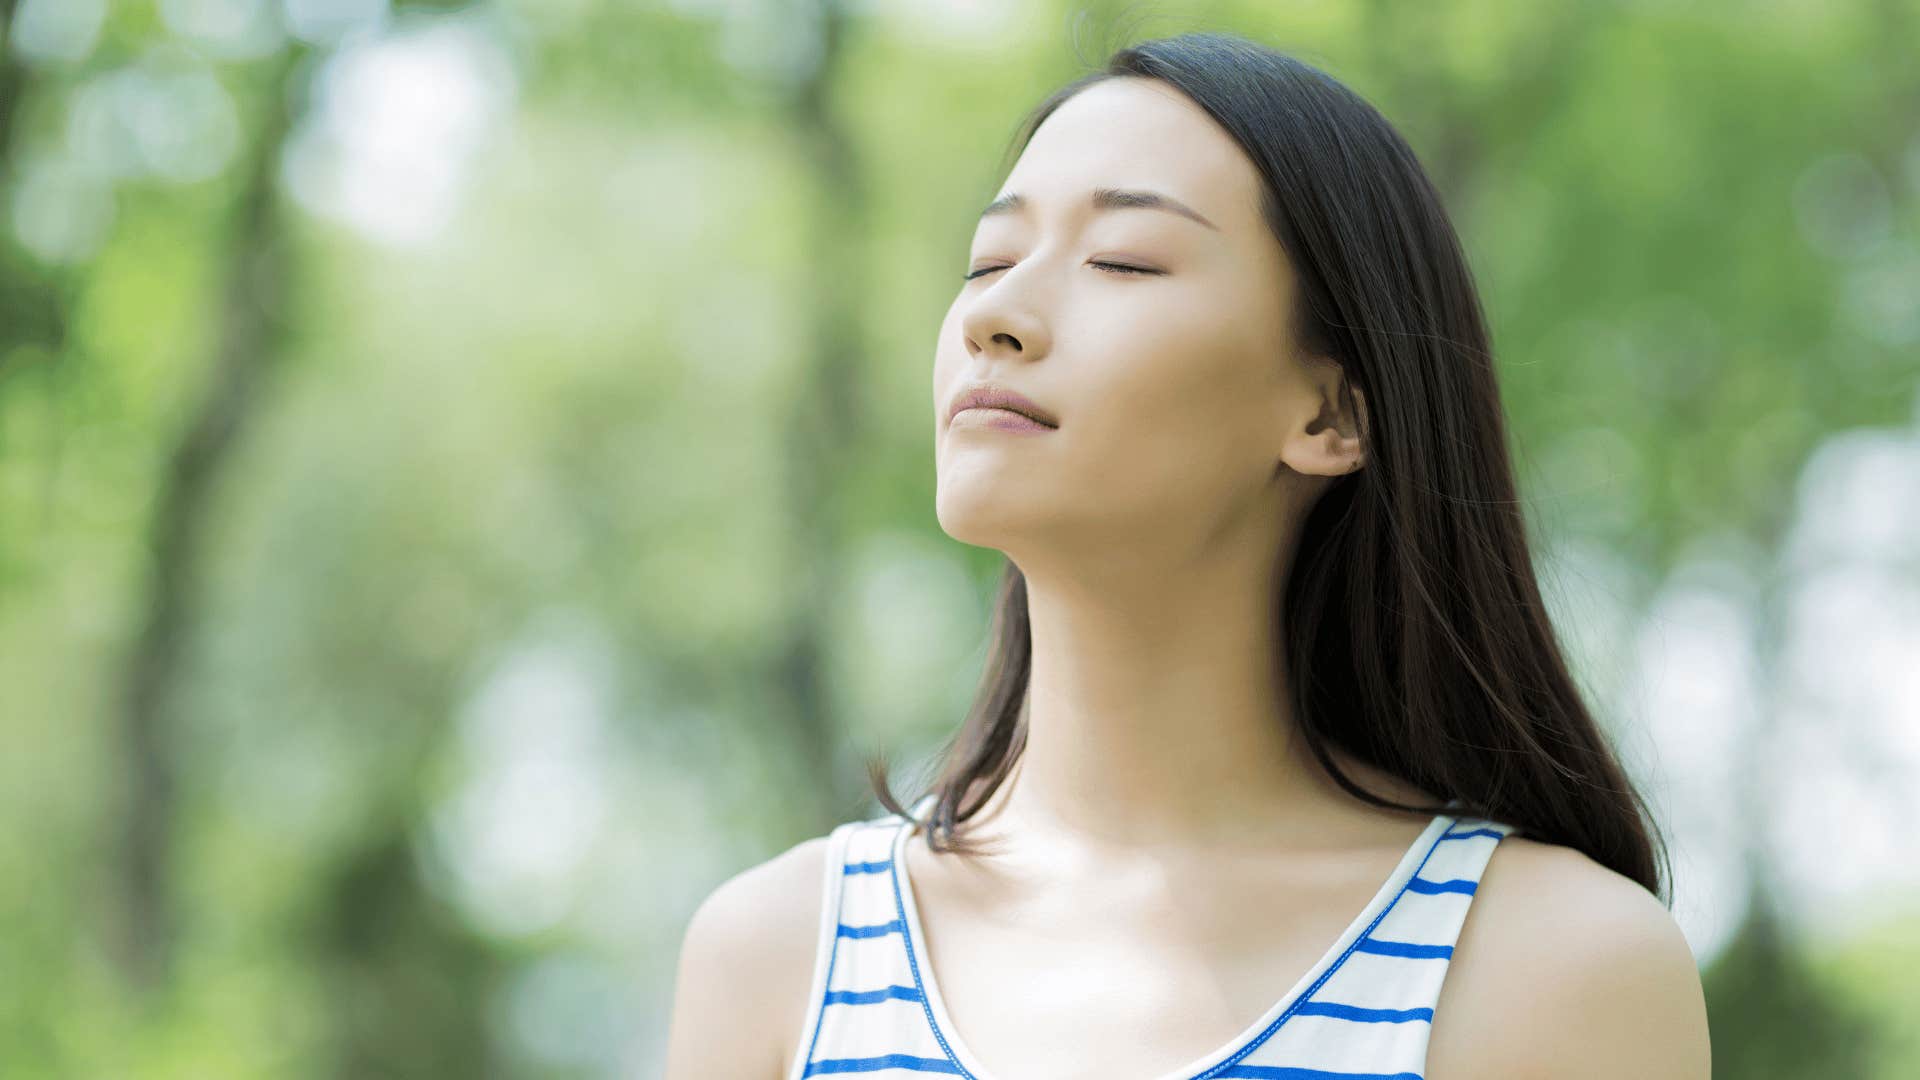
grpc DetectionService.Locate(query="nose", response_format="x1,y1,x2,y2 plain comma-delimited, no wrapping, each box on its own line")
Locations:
961,298,1050,363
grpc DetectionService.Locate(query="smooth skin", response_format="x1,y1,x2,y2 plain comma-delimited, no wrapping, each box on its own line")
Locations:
665,76,1710,1080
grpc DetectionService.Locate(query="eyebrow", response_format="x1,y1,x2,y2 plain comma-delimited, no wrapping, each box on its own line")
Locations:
977,187,1220,231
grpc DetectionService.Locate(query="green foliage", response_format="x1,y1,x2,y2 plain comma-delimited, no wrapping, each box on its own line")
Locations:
1703,889,1888,1078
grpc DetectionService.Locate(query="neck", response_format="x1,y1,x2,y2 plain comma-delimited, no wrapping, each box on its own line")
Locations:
966,538,1364,859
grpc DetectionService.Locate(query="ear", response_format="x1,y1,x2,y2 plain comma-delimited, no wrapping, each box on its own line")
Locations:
1281,359,1368,477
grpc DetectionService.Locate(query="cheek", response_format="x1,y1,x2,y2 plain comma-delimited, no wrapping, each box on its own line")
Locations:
1090,300,1270,439
1066,323,1276,500
1098,368,1265,482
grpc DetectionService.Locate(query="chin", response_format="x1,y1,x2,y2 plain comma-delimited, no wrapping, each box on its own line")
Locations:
934,487,1047,549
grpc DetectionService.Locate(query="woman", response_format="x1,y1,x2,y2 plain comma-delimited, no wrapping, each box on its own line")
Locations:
667,31,1711,1080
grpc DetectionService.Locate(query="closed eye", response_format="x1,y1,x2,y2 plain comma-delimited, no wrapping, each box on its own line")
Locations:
963,261,1160,281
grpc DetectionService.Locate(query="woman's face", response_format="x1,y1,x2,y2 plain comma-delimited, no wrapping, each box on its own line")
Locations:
933,77,1359,570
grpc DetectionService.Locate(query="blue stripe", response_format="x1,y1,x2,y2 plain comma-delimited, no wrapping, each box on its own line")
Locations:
1353,937,1453,959
1441,826,1503,841
836,919,904,939
1213,1069,1423,1079
844,859,891,874
1213,1060,1428,1068
1405,876,1476,895
1291,1000,1433,1024
824,984,924,1006
804,1053,964,1075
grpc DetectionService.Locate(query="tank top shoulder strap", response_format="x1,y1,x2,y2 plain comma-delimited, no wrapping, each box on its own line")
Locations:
1288,806,1521,1077
785,801,931,1080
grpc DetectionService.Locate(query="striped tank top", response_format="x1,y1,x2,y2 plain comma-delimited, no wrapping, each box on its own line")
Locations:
786,794,1518,1080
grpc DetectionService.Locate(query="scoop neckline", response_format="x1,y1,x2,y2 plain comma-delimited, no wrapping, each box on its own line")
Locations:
887,798,1458,1080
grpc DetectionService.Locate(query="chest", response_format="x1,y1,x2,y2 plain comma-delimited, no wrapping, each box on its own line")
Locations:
926,929,1341,1079
905,852,1404,1080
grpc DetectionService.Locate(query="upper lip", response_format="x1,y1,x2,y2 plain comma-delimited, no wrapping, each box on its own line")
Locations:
948,383,1058,427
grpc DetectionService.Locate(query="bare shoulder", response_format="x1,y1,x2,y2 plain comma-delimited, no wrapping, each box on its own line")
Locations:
662,832,835,1080
1425,834,1711,1080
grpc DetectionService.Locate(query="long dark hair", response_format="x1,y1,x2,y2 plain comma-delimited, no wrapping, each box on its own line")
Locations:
868,30,1669,903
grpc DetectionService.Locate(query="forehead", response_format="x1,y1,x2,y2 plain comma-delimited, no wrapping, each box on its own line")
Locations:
997,78,1261,232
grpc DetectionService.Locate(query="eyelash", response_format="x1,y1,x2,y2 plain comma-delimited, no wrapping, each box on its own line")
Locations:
963,261,1158,281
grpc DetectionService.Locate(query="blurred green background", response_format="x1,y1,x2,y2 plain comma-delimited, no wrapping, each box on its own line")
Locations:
2,0,1917,1076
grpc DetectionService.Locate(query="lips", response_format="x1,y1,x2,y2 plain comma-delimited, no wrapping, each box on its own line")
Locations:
948,384,1058,427
952,408,1055,433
